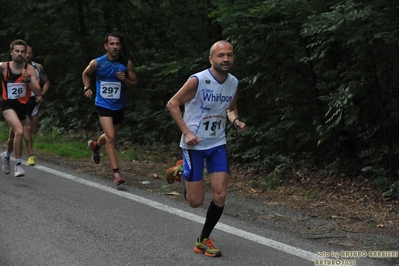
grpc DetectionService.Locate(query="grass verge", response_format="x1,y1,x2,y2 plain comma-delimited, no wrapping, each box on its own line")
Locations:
0,122,180,164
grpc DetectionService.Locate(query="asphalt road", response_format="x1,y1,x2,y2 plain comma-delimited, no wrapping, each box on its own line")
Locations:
0,155,396,266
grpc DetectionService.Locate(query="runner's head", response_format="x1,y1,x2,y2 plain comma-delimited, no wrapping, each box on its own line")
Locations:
9,39,27,63
25,46,34,63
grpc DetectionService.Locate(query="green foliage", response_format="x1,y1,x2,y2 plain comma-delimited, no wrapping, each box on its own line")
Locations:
0,123,9,140
0,123,88,159
249,163,291,190
301,1,399,179
382,181,398,199
300,188,324,200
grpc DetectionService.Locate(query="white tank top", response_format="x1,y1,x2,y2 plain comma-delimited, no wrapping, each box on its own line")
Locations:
180,68,238,150
30,61,40,97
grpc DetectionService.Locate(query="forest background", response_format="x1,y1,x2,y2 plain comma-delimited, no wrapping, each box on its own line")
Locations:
0,0,398,198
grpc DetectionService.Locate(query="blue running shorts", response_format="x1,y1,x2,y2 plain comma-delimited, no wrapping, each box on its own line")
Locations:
182,145,229,182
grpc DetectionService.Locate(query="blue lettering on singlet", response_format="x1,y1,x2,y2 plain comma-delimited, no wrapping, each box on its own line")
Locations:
202,91,232,103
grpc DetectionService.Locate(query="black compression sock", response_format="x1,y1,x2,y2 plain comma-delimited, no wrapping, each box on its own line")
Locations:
200,201,224,240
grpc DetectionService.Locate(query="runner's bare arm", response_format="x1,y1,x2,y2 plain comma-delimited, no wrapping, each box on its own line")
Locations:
82,59,97,89
37,63,51,96
27,64,42,97
0,62,5,74
227,91,246,133
167,77,201,145
121,60,138,89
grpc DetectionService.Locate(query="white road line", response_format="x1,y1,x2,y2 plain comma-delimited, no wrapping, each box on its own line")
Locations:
34,164,318,262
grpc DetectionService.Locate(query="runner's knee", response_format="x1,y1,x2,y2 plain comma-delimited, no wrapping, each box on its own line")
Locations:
188,198,204,208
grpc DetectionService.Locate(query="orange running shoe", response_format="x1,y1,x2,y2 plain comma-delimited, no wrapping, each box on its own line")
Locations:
193,238,222,257
165,160,183,184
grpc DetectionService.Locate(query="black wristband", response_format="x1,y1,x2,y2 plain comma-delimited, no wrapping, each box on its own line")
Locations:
84,87,90,93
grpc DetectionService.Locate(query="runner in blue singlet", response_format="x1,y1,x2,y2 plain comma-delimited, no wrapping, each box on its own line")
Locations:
82,33,138,186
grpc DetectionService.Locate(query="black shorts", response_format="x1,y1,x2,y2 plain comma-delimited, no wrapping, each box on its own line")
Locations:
27,96,40,117
95,106,124,125
1,99,29,121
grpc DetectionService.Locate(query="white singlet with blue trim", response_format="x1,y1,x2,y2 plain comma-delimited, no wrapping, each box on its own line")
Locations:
30,61,40,97
180,68,238,150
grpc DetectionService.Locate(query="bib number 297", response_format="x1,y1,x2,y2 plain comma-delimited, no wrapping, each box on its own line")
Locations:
102,86,119,95
100,81,121,99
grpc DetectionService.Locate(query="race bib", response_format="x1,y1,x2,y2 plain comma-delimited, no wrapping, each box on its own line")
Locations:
100,81,121,99
7,83,27,99
197,115,226,138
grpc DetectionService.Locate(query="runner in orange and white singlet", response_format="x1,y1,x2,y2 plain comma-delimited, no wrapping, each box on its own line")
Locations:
0,39,43,177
